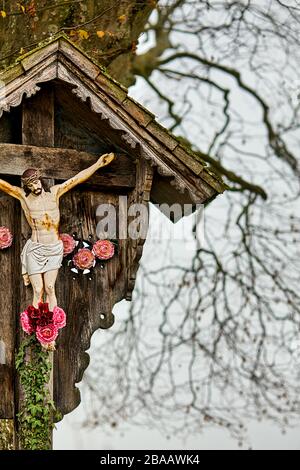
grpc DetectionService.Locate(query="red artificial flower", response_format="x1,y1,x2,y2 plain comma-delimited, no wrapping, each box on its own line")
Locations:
0,226,13,250
53,306,66,329
27,305,40,320
20,311,34,335
36,324,58,345
60,233,76,257
38,302,50,315
73,248,95,270
37,316,53,327
20,303,67,348
92,240,115,260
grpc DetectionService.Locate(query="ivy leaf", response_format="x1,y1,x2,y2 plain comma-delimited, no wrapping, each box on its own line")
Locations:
78,29,89,40
0,10,6,18
97,30,105,39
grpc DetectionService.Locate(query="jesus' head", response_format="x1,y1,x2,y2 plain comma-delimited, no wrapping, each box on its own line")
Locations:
21,168,44,196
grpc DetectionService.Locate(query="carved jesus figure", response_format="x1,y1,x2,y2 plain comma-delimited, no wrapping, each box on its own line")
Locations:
0,153,115,311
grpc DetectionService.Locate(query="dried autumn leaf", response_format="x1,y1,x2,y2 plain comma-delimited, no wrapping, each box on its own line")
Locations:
0,10,6,18
97,30,105,39
27,0,36,17
78,29,89,40
118,14,127,24
17,3,26,13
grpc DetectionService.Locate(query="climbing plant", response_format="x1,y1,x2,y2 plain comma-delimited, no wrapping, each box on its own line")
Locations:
15,336,57,450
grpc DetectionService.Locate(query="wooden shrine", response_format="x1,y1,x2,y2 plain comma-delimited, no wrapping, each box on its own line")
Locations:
0,35,225,430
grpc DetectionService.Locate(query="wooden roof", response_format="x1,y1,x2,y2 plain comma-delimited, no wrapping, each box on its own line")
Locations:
0,34,225,218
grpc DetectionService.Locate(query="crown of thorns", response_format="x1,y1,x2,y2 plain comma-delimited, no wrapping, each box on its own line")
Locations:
21,169,41,186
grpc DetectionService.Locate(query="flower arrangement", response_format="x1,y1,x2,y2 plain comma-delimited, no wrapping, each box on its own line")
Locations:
60,233,118,275
0,226,13,250
20,303,66,350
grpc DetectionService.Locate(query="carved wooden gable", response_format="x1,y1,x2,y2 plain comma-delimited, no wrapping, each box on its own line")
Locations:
0,35,225,420
0,35,224,211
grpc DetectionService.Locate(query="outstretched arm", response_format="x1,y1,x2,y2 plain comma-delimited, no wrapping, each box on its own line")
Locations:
0,178,23,200
53,153,115,199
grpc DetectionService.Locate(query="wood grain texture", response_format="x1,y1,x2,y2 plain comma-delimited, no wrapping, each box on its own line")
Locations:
0,144,136,190
0,192,20,419
17,86,56,449
54,190,127,415
126,158,154,300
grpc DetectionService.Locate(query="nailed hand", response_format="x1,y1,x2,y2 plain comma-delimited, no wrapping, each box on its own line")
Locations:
98,152,115,167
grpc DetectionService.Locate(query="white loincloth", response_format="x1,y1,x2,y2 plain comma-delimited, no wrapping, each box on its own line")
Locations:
21,239,63,277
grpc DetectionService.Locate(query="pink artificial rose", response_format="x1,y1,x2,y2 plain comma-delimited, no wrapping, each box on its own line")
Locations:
53,306,66,329
20,311,34,335
36,324,58,345
60,233,76,256
73,248,95,270
93,240,115,260
0,226,13,250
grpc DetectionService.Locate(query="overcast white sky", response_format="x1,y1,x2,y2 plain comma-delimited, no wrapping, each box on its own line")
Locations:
55,4,300,449
54,206,300,451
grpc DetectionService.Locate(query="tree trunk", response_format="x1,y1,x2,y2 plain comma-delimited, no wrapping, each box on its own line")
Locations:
0,0,155,86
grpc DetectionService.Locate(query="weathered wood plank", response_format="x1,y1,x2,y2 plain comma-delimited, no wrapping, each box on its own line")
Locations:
54,190,128,416
0,192,19,419
21,42,59,73
0,55,57,110
0,144,136,190
58,39,100,80
0,108,22,144
126,158,153,300
54,82,135,157
22,86,55,146
19,85,55,450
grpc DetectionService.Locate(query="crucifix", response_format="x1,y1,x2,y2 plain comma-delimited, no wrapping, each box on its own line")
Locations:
0,37,225,450
0,153,114,313
0,86,137,448
0,83,141,413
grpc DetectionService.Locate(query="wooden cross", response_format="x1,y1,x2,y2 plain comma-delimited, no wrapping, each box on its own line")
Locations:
0,36,225,449
0,83,154,448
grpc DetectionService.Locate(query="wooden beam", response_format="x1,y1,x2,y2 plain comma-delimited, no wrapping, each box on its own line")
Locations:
19,85,55,450
0,143,136,190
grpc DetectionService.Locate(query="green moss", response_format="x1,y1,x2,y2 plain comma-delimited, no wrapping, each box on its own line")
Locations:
174,135,227,189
